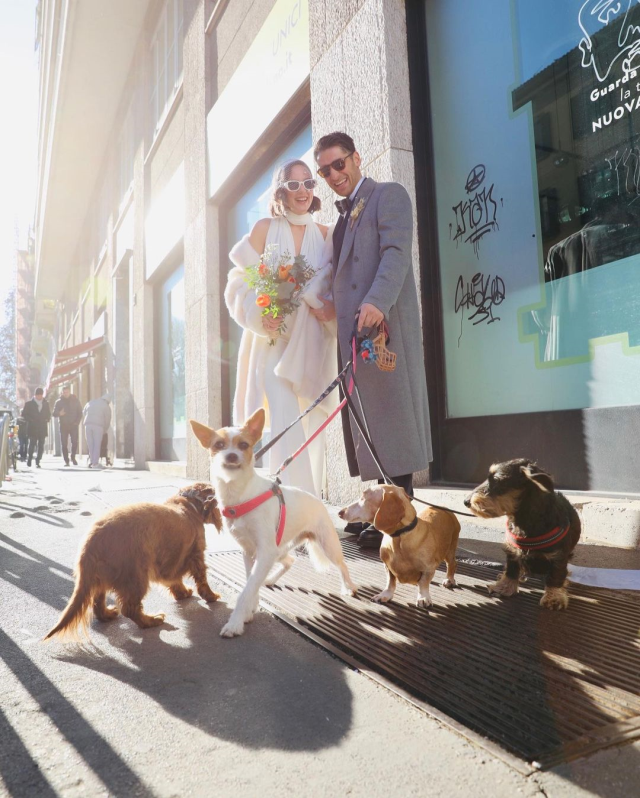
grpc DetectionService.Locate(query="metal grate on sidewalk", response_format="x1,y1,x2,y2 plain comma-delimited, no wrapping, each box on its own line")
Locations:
206,542,640,771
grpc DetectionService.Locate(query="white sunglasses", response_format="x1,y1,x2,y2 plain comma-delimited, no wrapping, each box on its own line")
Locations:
280,178,317,192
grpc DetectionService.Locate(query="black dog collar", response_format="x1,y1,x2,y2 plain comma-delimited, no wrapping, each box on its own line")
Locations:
389,516,419,538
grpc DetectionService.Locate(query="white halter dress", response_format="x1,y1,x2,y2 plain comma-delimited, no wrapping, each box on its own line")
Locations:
226,214,336,496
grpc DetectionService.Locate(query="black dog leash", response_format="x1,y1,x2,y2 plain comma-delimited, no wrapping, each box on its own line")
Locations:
340,366,476,518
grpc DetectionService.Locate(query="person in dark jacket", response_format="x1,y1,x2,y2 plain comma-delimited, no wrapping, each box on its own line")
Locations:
16,413,28,461
52,385,83,466
23,387,52,468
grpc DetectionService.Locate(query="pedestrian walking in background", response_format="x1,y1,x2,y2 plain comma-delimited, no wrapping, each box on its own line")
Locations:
23,387,52,468
82,394,112,469
16,412,28,461
52,385,83,466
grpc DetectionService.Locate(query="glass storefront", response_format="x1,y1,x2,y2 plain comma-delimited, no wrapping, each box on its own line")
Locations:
224,123,313,415
426,0,640,419
157,264,186,460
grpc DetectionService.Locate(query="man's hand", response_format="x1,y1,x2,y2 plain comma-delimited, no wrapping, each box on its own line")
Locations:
310,297,336,323
262,315,282,334
357,302,384,331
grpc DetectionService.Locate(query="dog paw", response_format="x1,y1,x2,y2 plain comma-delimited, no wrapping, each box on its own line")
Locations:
341,586,357,597
487,578,519,597
442,578,457,589
171,587,193,600
372,591,393,603
220,620,245,638
138,613,165,628
540,588,569,610
199,588,220,603
416,596,432,608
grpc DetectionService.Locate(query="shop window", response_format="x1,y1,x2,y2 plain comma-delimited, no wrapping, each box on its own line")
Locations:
117,103,135,214
157,265,186,460
425,0,640,417
149,0,184,140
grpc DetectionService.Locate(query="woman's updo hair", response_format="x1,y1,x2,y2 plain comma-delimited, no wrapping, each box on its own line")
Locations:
268,159,322,217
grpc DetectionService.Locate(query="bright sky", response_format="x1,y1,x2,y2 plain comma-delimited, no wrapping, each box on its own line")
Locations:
0,0,37,320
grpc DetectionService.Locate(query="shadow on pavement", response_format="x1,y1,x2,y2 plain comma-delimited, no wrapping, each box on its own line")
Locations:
0,501,74,529
0,629,154,797
0,704,58,797
0,531,74,611
55,593,354,753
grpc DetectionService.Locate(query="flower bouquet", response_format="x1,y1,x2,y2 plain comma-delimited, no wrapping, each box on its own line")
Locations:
244,244,316,344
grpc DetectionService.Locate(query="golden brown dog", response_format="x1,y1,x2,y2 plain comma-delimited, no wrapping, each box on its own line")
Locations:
339,484,460,606
44,483,222,640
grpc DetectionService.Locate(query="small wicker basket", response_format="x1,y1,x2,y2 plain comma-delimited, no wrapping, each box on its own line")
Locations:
373,327,397,372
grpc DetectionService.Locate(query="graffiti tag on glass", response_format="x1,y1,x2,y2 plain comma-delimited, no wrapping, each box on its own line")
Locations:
450,164,500,257
454,272,506,346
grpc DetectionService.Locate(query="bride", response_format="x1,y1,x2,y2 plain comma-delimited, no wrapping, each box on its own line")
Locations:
225,159,336,496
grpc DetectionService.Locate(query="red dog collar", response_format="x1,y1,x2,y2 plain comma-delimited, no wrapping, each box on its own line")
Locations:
221,481,287,545
505,521,570,550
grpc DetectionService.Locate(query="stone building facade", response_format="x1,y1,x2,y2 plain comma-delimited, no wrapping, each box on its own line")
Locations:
34,0,422,500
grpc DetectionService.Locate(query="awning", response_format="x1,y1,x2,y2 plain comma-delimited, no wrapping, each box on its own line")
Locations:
47,371,86,392
45,335,105,391
49,355,91,382
54,335,105,364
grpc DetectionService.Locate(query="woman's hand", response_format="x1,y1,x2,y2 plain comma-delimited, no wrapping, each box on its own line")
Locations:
262,315,282,334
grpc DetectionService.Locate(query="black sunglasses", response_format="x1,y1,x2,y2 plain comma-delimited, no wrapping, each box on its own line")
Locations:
317,152,354,179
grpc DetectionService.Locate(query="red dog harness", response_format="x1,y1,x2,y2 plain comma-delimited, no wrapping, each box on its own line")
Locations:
221,481,287,546
505,521,570,550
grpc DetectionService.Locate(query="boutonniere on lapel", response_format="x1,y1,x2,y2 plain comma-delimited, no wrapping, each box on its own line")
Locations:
350,197,366,229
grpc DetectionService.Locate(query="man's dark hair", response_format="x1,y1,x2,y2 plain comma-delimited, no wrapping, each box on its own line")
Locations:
313,132,356,161
35,387,44,396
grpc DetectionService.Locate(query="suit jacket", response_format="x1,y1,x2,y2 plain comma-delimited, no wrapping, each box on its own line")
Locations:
23,398,52,439
333,178,432,480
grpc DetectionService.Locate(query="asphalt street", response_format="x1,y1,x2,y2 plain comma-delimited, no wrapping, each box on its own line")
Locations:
1,457,638,797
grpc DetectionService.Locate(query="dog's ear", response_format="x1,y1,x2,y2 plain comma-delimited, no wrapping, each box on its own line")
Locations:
242,408,266,444
190,420,217,449
521,464,554,493
373,490,405,533
209,504,223,531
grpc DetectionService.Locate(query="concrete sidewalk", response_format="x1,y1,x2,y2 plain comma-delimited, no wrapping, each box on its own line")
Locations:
1,457,639,797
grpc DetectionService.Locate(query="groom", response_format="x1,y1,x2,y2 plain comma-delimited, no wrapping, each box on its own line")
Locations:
311,132,432,548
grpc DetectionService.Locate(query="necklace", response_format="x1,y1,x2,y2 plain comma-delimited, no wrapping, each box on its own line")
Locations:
284,210,312,226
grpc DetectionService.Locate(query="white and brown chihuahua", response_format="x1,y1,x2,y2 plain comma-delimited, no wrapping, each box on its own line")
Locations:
190,408,357,638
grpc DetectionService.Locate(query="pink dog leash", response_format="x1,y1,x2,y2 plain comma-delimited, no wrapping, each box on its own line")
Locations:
272,335,359,478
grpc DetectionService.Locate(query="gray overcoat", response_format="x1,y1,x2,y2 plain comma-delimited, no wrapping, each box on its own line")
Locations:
333,178,433,480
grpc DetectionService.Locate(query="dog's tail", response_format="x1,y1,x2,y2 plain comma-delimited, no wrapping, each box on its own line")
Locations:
43,566,94,641
305,538,332,572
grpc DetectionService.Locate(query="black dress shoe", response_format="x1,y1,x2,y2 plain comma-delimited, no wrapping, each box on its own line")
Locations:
356,526,383,549
36,463,41,468
64,462,70,467
343,521,367,536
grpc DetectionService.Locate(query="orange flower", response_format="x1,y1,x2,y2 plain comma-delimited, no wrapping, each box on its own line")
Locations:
278,264,292,280
288,276,296,283
258,263,268,276
256,294,271,307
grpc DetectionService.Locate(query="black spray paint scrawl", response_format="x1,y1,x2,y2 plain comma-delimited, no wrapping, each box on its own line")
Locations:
450,163,502,257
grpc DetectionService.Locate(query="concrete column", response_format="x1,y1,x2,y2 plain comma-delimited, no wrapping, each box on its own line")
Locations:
131,51,157,468
113,259,134,459
183,0,224,480
310,0,427,502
